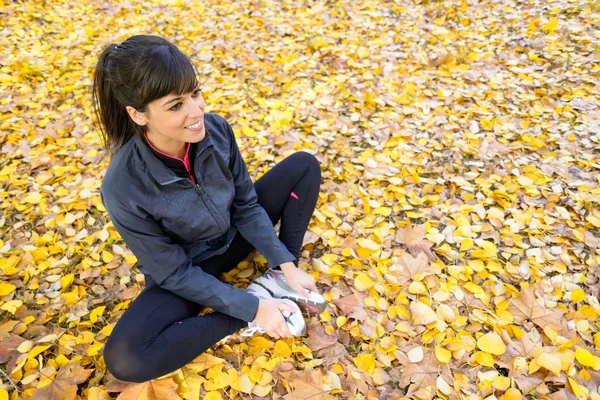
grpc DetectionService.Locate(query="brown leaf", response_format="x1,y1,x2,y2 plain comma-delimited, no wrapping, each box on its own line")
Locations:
514,372,545,394
498,332,543,376
283,379,337,400
32,362,93,400
333,291,367,321
394,252,433,284
0,333,26,373
398,349,441,394
394,222,436,260
315,342,350,366
106,378,179,400
304,321,337,351
507,285,567,332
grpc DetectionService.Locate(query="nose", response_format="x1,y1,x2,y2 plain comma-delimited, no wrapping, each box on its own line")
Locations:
186,98,204,118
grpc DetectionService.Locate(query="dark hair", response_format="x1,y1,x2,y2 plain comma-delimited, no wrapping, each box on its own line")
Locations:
92,35,199,160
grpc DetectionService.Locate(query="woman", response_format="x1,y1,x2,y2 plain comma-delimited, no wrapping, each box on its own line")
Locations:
92,35,325,383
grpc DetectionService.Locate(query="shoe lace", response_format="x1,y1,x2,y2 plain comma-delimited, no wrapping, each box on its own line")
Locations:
241,325,264,337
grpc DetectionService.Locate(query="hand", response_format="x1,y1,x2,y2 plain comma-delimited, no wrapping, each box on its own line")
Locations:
280,262,318,299
253,299,297,339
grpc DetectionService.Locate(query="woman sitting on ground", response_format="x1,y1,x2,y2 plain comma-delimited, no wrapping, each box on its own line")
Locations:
92,35,325,383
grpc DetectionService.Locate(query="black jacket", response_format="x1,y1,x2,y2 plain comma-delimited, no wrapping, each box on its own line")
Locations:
100,113,295,322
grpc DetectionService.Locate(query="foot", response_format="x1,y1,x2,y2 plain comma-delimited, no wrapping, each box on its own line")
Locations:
242,283,306,337
253,268,326,316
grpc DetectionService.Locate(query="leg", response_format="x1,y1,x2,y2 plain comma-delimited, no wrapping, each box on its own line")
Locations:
104,282,246,382
200,151,321,275
254,151,321,264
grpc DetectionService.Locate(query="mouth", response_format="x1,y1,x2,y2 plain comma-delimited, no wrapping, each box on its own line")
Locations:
185,120,204,130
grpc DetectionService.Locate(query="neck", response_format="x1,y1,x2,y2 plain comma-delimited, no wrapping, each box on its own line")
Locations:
144,131,187,159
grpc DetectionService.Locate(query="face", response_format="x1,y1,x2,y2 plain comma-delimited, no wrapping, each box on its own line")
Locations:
127,87,206,149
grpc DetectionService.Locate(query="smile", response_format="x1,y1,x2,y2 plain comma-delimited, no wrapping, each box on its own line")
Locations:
185,120,203,130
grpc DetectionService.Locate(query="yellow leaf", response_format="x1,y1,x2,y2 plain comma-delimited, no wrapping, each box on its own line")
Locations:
575,347,600,370
1,300,23,314
101,250,114,263
353,353,375,373
568,376,587,399
204,391,223,400
477,332,506,355
571,288,585,303
473,350,495,367
325,325,335,335
464,282,484,294
273,340,291,358
435,346,451,363
504,388,522,400
594,332,600,350
187,353,225,373
0,282,16,296
175,367,205,400
410,301,438,325
542,18,558,33
60,274,74,290
480,241,497,257
336,316,347,328
460,239,474,251
90,306,106,323
88,387,111,400
492,376,510,391
242,125,257,137
230,373,254,394
481,118,493,130
0,389,9,400
23,192,42,204
354,272,374,291
252,385,272,396
86,342,104,357
535,352,562,375
28,344,51,359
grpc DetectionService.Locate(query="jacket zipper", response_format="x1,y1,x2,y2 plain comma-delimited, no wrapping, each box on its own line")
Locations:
191,180,229,235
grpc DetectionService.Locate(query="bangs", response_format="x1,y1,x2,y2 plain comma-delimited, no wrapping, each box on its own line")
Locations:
138,45,198,104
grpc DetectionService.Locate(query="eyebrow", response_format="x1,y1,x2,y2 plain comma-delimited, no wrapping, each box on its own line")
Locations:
162,96,183,107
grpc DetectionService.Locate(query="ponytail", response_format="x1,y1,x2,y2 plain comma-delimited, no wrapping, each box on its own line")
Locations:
91,36,199,161
92,44,141,161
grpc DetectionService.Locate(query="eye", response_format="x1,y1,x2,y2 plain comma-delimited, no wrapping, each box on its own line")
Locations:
169,103,182,111
192,89,201,97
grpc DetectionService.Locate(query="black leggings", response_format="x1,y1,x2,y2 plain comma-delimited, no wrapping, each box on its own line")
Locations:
103,152,321,382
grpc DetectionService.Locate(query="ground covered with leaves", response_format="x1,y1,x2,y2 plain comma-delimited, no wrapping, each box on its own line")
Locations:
1,0,600,398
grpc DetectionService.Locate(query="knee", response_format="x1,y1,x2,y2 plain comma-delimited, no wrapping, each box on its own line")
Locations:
293,151,321,179
103,335,148,383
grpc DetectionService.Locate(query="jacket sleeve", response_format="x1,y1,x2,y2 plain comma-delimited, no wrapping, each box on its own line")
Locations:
100,186,259,322
223,121,296,268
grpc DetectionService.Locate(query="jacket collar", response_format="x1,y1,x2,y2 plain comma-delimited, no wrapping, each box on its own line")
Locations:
133,131,214,185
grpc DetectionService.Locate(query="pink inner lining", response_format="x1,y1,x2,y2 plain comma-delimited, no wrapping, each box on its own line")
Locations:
144,131,195,183
290,192,299,200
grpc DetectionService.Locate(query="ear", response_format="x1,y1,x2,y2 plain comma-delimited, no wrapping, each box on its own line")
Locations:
125,106,148,127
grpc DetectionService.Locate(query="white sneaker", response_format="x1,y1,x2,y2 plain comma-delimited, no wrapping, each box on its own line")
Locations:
242,283,306,337
253,268,326,316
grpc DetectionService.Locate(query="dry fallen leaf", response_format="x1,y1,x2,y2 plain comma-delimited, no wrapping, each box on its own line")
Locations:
32,362,93,400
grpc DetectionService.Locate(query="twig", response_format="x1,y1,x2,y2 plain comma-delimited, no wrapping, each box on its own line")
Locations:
0,365,20,393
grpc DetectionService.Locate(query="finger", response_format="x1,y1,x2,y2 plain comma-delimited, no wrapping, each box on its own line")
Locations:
269,329,280,340
308,280,318,292
290,283,310,299
277,302,298,313
280,323,292,338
